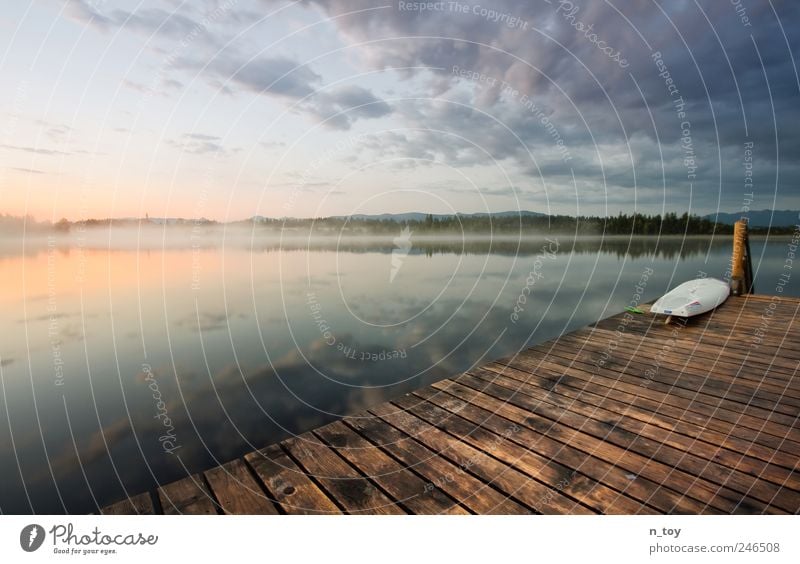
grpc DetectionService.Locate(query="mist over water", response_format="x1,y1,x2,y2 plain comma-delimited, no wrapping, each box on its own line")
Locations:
0,232,795,513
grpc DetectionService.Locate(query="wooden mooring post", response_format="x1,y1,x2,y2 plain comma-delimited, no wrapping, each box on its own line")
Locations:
730,219,754,295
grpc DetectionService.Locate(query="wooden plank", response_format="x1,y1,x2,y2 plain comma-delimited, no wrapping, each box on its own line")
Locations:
158,474,218,515
282,431,405,515
552,334,800,415
577,327,800,385
205,459,280,515
344,413,530,514
314,420,468,514
480,361,800,464
388,393,657,515
470,365,800,476
101,492,154,515
504,348,800,444
245,444,341,514
431,378,778,514
490,352,800,452
585,325,800,377
412,385,717,514
370,399,599,515
558,332,800,401
514,342,800,430
451,373,799,513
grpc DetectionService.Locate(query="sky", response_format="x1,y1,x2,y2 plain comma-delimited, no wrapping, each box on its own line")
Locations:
0,0,798,221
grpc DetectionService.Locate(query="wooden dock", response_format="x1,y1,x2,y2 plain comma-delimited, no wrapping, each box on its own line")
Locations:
103,294,800,515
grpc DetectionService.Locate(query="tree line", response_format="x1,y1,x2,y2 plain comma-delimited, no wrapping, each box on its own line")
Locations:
1,212,793,235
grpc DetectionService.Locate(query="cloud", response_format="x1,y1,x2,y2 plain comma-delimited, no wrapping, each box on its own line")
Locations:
168,133,232,156
9,167,47,174
304,85,392,130
188,52,392,129
205,55,323,98
65,1,206,39
34,120,74,143
173,309,248,331
283,0,800,210
0,143,70,156
63,0,113,29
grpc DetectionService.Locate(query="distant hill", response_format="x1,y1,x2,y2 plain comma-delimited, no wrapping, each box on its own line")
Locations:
332,211,547,222
703,210,799,228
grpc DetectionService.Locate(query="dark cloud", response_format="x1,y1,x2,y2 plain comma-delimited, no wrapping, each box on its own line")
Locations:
287,0,800,211
304,85,392,129
185,52,392,129
65,0,208,39
206,55,322,98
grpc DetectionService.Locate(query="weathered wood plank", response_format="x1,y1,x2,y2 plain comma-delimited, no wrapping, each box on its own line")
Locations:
371,399,598,515
480,361,800,465
101,492,154,515
413,385,717,514
245,444,341,514
431,378,778,514
451,374,798,513
282,431,405,515
314,420,469,514
512,343,800,431
205,459,280,515
344,413,530,514
503,350,800,444
158,474,218,515
387,394,654,515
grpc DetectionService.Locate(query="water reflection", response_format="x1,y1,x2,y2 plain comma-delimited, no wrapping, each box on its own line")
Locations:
0,234,794,513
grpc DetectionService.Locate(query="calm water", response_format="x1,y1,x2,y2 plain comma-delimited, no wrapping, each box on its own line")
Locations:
0,233,796,514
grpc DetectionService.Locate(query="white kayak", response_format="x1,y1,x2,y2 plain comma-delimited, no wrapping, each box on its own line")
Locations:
650,277,730,318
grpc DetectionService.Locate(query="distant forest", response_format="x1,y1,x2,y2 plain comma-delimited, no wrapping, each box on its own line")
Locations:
285,212,789,235
1,211,795,235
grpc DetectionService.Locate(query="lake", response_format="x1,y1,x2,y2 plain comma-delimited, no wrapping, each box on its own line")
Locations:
0,232,796,514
